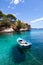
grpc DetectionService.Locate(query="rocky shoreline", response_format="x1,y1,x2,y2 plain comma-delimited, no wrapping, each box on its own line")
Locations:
0,28,30,33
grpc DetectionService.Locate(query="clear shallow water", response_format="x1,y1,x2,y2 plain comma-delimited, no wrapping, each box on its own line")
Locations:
0,30,43,65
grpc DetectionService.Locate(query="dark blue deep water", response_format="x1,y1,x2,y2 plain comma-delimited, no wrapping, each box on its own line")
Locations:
0,29,43,65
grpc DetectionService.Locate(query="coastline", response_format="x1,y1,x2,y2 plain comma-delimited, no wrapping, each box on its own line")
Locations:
0,28,30,33
0,28,14,33
0,11,31,33
20,28,30,32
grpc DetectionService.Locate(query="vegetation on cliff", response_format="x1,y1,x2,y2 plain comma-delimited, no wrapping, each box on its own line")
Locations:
0,11,31,32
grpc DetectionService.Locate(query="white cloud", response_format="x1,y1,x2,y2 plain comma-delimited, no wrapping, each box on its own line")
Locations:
8,6,10,8
10,0,25,5
31,17,43,23
14,0,20,4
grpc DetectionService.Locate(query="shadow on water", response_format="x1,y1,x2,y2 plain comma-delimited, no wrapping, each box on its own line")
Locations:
16,31,21,34
11,45,26,64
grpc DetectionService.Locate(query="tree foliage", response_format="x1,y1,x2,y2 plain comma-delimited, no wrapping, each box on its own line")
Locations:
16,20,22,29
0,11,3,17
7,14,16,22
0,11,31,31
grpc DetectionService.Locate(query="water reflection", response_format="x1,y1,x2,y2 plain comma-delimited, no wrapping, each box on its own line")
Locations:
11,46,26,64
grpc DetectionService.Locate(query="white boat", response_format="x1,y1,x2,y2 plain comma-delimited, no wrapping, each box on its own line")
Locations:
17,38,32,48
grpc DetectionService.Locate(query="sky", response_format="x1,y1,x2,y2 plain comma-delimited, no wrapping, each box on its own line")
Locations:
0,0,43,28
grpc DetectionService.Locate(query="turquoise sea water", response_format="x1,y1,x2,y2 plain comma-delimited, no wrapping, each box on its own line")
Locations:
0,30,43,65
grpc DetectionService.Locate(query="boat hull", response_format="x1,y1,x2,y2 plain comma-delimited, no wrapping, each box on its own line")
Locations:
17,43,32,49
